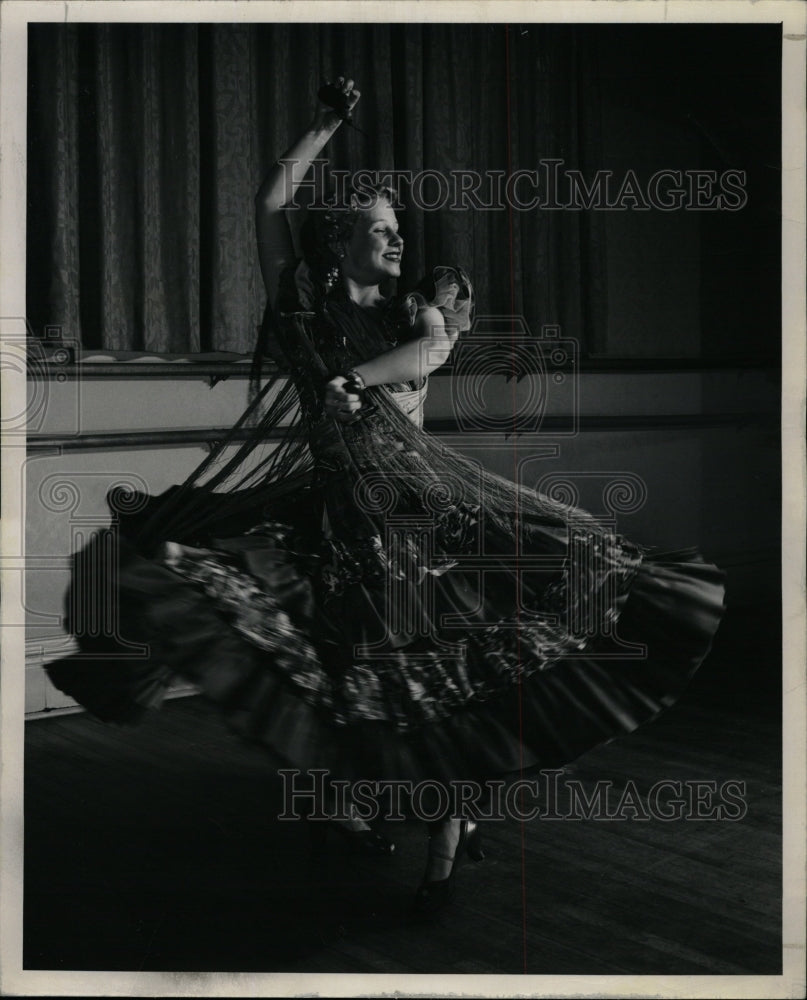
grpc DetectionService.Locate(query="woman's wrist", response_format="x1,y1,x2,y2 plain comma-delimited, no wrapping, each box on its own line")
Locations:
309,109,342,137
341,367,367,391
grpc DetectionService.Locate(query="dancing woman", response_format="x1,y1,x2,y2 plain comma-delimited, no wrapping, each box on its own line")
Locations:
47,77,726,916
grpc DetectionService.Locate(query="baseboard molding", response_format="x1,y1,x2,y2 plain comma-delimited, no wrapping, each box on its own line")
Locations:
25,686,199,722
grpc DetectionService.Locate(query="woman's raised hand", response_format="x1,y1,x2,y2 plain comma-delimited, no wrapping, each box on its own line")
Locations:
316,76,361,127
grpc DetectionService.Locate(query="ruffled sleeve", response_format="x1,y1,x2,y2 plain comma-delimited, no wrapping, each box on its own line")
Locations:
378,266,474,427
401,265,474,336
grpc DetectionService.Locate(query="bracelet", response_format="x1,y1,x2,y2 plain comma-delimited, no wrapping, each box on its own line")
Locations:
342,368,366,392
316,83,368,137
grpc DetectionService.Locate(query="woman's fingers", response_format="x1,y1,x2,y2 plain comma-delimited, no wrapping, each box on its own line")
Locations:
335,76,360,99
323,76,361,117
327,396,361,412
324,376,363,420
330,402,362,423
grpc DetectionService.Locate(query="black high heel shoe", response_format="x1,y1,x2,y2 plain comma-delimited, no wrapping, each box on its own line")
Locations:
413,819,484,917
308,818,395,859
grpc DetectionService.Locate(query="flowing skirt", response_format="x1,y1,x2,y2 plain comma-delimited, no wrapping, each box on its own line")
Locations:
46,436,726,784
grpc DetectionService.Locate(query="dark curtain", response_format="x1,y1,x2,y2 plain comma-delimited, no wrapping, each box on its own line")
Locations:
27,23,605,354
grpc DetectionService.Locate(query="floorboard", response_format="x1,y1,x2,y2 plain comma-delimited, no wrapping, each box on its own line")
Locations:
23,695,782,975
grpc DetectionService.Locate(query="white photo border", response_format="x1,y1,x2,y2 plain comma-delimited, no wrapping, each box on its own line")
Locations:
1,1,804,997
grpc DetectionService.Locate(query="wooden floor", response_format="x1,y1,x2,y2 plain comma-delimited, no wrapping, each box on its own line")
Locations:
24,692,781,975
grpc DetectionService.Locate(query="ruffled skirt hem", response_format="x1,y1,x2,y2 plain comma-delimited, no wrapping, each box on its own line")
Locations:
46,538,725,784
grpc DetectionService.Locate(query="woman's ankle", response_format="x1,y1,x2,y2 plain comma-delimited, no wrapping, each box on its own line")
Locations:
424,819,462,882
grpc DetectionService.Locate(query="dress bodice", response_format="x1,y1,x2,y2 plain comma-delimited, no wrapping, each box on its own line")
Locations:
387,381,427,428
269,264,474,432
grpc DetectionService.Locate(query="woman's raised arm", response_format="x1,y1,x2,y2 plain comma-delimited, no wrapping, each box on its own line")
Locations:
255,78,360,305
324,306,459,423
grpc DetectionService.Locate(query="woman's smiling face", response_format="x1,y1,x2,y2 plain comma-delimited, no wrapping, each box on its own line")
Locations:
342,198,403,286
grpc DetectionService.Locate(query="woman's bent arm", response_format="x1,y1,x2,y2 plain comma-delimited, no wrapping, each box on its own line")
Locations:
353,307,457,386
324,308,456,422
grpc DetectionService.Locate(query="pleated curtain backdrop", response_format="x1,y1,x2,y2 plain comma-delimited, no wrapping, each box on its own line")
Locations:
26,22,606,354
